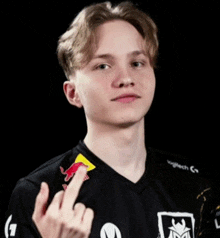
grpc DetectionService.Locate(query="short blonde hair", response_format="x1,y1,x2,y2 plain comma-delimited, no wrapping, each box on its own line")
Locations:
57,1,159,79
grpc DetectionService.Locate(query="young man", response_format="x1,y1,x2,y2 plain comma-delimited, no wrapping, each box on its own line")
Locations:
4,2,219,238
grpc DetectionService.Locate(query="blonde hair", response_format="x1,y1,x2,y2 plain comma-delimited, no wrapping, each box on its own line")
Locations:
57,1,159,79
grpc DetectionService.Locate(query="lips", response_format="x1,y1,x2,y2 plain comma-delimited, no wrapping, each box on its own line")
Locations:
111,94,141,103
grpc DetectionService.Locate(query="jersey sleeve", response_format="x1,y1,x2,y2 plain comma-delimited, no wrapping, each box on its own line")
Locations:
198,184,220,237
4,179,41,238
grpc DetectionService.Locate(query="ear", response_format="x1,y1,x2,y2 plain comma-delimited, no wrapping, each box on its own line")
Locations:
63,81,83,108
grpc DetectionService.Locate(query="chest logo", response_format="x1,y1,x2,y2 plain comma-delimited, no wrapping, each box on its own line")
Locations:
100,223,122,238
215,208,220,229
60,153,96,189
4,215,17,238
157,212,195,238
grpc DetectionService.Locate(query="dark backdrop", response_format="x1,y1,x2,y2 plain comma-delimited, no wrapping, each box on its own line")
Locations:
1,0,219,233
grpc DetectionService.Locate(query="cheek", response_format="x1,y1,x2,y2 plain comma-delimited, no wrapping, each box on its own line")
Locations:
77,82,104,112
140,70,156,94
150,77,156,95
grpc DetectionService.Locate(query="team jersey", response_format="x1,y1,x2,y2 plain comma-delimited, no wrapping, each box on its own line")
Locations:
4,141,220,238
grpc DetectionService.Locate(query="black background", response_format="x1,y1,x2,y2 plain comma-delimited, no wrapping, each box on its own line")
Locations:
1,0,219,232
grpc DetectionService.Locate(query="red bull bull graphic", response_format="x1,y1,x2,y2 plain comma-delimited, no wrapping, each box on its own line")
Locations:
60,162,89,182
60,153,96,189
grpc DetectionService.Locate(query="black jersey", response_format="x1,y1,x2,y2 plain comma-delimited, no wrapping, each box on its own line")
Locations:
4,141,219,238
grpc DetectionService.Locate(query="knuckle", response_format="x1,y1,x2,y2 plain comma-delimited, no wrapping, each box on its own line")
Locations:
54,192,60,200
53,190,64,202
32,213,37,222
32,210,41,224
64,221,73,231
71,218,87,234
81,225,91,237
71,187,80,196
76,227,88,236
47,211,59,223
71,224,81,234
60,215,75,231
86,208,94,218
71,218,80,229
75,202,86,210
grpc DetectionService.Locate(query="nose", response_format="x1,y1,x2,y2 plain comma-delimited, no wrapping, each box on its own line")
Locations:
112,67,135,88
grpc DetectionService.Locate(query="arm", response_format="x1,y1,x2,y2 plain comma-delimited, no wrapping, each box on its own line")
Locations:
32,166,94,238
4,179,40,238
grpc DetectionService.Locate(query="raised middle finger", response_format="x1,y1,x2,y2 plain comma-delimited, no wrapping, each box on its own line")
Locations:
61,165,87,213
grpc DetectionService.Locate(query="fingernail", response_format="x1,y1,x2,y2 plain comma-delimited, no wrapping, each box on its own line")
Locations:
79,166,87,173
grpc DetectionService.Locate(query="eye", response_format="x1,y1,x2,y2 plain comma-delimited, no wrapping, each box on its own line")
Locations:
131,61,145,68
96,64,110,70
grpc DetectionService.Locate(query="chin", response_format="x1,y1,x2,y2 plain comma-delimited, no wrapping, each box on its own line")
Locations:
113,114,146,129
117,121,139,129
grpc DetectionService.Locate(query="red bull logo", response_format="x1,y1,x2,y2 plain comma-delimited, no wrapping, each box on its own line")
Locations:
60,162,89,182
60,153,96,190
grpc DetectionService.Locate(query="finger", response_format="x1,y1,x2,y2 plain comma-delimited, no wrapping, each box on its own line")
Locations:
61,166,87,212
47,190,65,212
71,207,94,238
32,182,49,222
74,203,86,222
83,208,94,224
81,208,94,236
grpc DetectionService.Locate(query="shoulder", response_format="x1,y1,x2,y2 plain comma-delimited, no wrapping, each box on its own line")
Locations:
25,149,73,184
148,147,212,190
10,148,78,203
149,147,200,173
8,178,39,212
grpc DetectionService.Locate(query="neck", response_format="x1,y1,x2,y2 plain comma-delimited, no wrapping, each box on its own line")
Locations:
84,119,146,183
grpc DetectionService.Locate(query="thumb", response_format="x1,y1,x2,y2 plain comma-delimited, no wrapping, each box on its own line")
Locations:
32,182,49,222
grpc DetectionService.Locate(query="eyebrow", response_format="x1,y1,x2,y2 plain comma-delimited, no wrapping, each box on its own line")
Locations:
92,50,147,60
130,50,147,57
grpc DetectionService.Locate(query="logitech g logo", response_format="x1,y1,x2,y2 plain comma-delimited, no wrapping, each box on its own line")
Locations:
190,166,199,174
4,215,17,238
167,160,199,174
100,223,122,238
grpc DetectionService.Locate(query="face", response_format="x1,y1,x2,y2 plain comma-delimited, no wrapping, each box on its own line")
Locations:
65,20,156,128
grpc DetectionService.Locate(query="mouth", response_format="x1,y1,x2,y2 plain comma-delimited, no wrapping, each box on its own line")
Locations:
111,94,141,103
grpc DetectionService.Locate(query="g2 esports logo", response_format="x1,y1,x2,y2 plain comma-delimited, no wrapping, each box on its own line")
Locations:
215,209,220,229
157,212,195,238
4,215,17,238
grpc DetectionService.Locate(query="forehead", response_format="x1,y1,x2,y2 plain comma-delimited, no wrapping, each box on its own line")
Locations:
93,20,146,57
